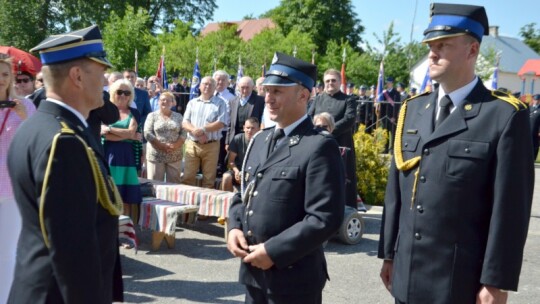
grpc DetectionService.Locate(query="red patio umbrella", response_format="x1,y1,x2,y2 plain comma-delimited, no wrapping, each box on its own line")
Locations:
0,46,42,76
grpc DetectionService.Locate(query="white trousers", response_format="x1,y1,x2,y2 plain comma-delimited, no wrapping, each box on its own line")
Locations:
0,197,21,303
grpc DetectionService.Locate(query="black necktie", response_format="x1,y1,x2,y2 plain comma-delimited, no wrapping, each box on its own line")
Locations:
435,95,452,128
267,128,285,158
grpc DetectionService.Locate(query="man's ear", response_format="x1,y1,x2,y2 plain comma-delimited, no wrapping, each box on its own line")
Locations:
68,65,84,89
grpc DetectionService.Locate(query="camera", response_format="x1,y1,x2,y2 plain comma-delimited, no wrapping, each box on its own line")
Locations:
0,100,16,108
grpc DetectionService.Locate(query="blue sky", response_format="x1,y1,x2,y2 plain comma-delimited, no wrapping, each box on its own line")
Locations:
210,0,540,49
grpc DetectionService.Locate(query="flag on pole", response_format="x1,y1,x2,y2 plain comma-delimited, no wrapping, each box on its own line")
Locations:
419,66,432,93
375,61,385,102
340,48,347,92
238,57,243,79
156,47,168,90
134,49,138,75
491,57,499,90
189,60,201,100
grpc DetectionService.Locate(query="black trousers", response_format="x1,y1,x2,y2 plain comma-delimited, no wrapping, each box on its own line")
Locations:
245,285,322,304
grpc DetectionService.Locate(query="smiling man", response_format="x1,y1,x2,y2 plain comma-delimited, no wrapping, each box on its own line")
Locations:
378,3,534,304
227,52,345,304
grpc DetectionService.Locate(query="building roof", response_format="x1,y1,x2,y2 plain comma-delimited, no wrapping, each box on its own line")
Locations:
201,18,276,41
481,35,540,73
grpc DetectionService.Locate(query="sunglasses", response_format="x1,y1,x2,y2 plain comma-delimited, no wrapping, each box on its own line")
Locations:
16,78,32,84
116,90,132,96
315,124,329,130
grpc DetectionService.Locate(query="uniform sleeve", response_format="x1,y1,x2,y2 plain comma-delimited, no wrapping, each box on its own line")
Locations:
480,108,534,290
333,96,357,137
38,136,106,303
227,193,244,231
265,137,345,268
378,156,402,260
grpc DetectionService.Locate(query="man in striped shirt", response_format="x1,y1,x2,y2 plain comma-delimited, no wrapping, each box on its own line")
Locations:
182,76,229,188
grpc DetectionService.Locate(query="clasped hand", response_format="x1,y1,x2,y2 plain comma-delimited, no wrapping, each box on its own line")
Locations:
227,229,274,270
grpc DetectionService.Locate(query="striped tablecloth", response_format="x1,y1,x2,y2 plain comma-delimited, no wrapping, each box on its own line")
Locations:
154,184,235,218
139,197,199,235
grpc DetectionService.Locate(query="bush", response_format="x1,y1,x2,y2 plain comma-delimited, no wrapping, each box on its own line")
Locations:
354,126,391,206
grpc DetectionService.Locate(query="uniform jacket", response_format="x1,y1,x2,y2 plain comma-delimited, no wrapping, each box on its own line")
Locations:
378,82,534,304
227,93,265,144
228,117,345,294
529,106,540,149
7,101,122,304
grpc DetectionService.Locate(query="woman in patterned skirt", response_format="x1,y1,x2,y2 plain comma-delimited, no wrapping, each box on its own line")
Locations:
102,79,142,221
144,91,185,183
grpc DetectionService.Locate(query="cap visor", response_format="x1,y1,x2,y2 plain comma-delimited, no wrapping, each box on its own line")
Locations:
422,31,467,43
89,56,113,68
262,75,298,87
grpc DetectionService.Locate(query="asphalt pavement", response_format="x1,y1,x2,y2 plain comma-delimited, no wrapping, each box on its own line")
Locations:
119,166,540,303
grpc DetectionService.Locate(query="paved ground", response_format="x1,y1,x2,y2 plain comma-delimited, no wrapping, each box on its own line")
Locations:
119,166,540,303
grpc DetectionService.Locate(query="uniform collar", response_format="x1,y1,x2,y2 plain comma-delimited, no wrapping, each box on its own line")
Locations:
46,98,88,128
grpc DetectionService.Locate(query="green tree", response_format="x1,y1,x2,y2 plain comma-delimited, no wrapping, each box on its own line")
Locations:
263,0,364,54
102,6,155,73
519,23,540,54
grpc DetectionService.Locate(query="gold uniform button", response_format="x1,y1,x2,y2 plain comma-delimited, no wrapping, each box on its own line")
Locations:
253,191,258,197
248,210,254,216
257,173,263,178
281,171,286,176
247,230,253,236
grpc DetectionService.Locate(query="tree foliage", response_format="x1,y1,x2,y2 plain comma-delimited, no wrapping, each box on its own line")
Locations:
263,0,364,54
102,6,155,72
519,23,540,54
0,0,216,52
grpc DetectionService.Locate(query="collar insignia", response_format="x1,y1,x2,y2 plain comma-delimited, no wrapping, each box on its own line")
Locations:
289,135,300,146
464,104,473,111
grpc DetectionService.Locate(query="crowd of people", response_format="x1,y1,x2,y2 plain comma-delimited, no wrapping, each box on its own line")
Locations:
0,2,537,303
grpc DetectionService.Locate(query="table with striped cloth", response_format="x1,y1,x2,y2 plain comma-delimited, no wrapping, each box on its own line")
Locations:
154,184,235,219
139,197,199,235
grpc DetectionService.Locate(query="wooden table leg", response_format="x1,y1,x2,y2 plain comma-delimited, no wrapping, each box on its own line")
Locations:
152,231,165,251
164,233,176,249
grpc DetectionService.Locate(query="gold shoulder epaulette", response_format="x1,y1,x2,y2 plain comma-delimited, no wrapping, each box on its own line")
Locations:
491,90,527,110
403,91,431,103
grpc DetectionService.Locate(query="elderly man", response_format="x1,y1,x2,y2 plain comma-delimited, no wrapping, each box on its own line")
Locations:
227,52,344,304
227,76,265,145
213,70,236,175
7,25,123,303
255,76,265,97
147,75,162,112
182,76,228,188
379,3,533,304
308,68,358,208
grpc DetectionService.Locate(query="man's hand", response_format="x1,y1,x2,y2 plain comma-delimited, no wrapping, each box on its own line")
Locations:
192,128,205,137
476,285,508,304
244,244,274,270
380,260,393,293
227,229,249,259
233,168,241,182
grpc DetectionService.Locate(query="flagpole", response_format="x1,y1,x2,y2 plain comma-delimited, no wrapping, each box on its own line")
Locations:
293,46,297,58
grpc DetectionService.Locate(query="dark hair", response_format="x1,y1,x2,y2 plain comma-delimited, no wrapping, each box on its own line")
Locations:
245,117,260,126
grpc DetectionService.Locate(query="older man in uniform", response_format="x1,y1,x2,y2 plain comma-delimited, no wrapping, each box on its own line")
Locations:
7,25,124,303
378,4,534,304
227,52,345,304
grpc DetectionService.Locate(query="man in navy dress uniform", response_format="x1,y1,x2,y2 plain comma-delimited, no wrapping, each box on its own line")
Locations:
227,52,345,304
378,3,534,304
7,25,124,303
